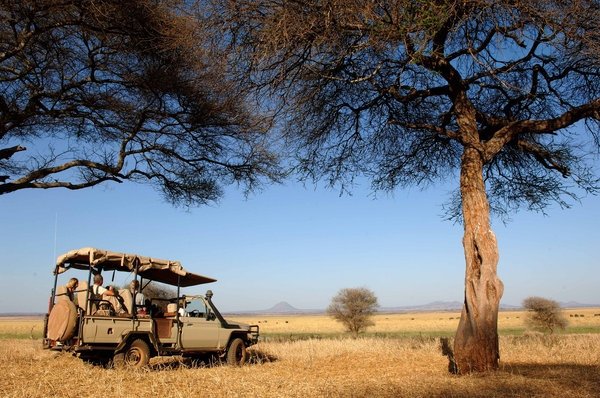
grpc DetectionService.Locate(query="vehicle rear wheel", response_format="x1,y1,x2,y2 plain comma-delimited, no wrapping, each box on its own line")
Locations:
226,338,247,366
113,339,150,368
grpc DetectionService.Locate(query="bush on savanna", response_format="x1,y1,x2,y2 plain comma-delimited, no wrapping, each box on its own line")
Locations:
522,296,568,334
327,287,378,337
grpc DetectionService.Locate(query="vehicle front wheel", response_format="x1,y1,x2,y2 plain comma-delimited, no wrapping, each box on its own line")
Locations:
226,338,247,366
113,339,151,368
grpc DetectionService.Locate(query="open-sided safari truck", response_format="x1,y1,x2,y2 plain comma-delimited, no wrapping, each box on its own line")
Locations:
43,247,259,367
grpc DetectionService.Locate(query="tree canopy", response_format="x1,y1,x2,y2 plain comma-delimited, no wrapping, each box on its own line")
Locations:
0,0,279,205
218,0,600,217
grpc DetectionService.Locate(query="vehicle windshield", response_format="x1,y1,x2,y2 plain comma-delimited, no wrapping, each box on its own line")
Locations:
183,296,208,315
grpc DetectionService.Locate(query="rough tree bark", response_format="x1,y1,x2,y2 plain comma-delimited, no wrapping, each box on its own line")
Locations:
453,146,504,373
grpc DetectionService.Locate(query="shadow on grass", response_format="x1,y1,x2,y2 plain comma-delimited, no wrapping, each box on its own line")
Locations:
504,363,600,392
433,363,600,398
248,348,278,364
145,348,278,371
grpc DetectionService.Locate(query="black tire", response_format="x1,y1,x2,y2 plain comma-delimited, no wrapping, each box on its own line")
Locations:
113,339,151,368
226,338,247,366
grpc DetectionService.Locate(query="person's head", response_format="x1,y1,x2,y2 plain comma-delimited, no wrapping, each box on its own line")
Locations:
66,278,78,291
129,280,140,292
93,274,103,285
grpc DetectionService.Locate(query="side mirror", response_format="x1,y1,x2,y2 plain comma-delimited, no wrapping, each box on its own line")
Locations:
207,311,216,321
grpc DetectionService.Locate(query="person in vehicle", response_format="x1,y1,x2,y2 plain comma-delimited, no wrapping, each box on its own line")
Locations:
129,280,145,311
91,274,120,313
92,274,115,297
65,278,79,302
178,299,188,317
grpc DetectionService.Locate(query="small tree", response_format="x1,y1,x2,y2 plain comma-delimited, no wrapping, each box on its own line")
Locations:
327,287,378,337
522,296,568,334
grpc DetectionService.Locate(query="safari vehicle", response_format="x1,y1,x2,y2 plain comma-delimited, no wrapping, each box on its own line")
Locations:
43,247,259,367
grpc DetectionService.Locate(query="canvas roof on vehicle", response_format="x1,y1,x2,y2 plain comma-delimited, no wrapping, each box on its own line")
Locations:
55,247,216,287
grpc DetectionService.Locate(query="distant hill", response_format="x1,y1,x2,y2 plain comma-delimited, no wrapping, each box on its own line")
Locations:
255,301,324,314
266,301,301,313
225,300,599,315
559,301,600,308
227,300,518,315
225,301,322,315
382,301,519,312
380,301,464,312
4,301,599,317
380,301,600,312
0,313,44,318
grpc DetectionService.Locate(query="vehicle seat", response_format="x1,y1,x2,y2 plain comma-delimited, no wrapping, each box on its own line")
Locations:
118,288,133,316
164,303,177,317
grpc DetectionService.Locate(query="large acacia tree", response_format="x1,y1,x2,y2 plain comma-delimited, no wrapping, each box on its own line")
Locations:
0,0,278,205
215,0,600,373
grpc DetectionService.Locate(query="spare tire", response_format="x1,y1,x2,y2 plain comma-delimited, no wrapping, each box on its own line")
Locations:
47,299,78,341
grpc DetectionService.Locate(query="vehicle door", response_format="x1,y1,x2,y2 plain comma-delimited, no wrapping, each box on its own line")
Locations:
179,298,222,350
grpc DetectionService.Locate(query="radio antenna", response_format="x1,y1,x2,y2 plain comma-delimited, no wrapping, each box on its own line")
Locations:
53,212,58,263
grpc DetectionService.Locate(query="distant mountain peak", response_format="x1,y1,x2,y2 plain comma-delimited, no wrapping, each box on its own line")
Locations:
265,301,300,313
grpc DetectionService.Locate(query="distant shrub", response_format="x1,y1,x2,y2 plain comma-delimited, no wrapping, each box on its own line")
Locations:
522,296,568,334
327,287,378,337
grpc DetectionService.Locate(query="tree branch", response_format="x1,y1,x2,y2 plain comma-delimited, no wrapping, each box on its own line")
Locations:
0,145,26,160
484,98,600,160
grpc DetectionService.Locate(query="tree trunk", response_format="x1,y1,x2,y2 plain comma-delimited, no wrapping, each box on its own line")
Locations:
453,147,504,373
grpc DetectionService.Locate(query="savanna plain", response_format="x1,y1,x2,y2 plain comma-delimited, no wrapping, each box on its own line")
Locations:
1,308,599,398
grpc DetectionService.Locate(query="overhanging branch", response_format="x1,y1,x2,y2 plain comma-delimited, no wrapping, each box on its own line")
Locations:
0,145,26,160
516,140,570,177
484,98,600,160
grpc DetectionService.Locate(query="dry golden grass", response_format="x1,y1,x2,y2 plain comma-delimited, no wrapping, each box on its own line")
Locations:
0,310,599,397
0,335,599,397
228,307,600,336
0,317,43,339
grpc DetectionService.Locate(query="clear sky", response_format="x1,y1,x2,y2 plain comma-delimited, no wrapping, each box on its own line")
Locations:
1,171,599,313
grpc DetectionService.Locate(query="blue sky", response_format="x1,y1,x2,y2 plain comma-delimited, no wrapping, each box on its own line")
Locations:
0,172,599,313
